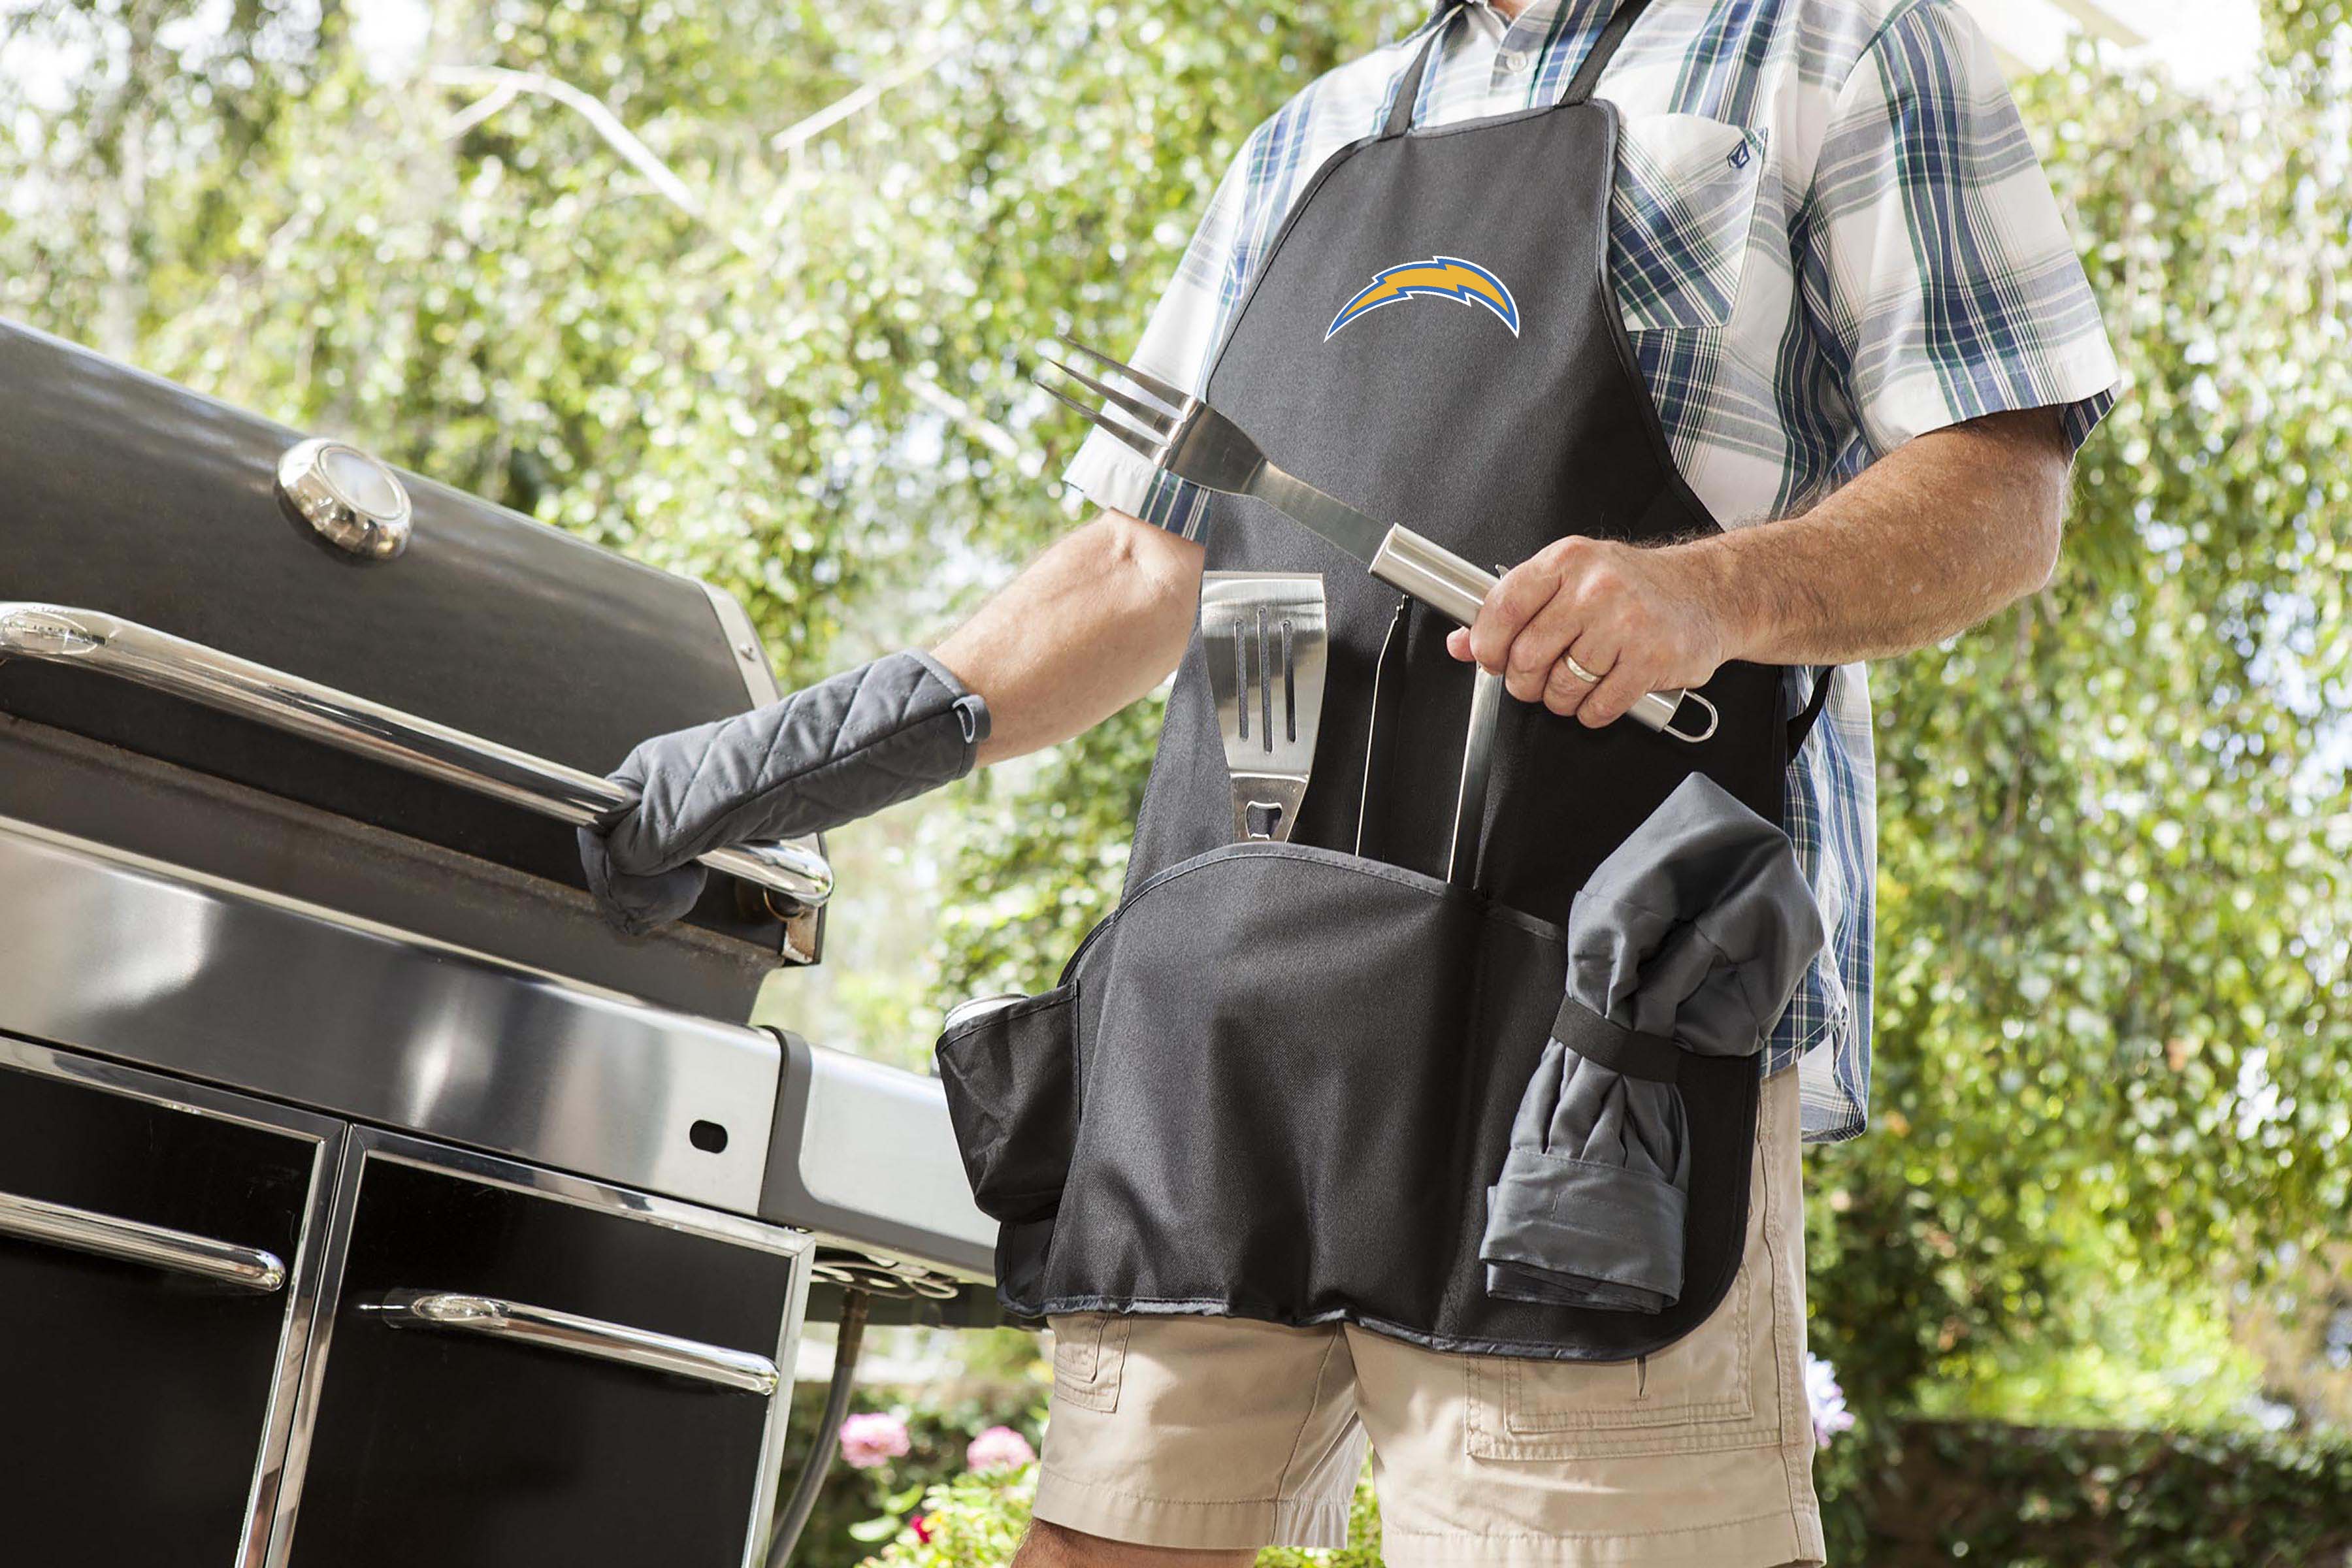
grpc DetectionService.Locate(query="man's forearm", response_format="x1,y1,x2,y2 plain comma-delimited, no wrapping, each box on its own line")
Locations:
1674,406,2072,667
930,512,1204,764
1452,406,2075,725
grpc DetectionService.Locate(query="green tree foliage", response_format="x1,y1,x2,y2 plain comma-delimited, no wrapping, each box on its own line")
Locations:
1,0,2344,1438
1824,1417,2352,1565
1802,27,2352,1425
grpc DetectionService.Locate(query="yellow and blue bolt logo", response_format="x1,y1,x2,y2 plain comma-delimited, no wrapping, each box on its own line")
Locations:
1324,255,1521,342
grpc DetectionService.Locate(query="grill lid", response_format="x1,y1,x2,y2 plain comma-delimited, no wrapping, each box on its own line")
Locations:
0,317,826,1007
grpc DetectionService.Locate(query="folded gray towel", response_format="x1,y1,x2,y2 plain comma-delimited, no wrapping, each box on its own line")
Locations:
1482,773,1823,1312
578,649,989,934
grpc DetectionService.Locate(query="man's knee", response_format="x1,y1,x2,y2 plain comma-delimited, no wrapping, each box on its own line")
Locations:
1011,1518,1256,1568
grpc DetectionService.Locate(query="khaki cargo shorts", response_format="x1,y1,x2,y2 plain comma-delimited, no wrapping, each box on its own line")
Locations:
1032,1066,1824,1568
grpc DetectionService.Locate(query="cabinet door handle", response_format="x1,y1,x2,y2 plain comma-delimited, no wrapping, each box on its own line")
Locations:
0,1190,287,1291
367,1289,779,1396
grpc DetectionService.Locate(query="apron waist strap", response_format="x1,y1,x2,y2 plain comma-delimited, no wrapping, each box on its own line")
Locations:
1551,998,1684,1084
1787,665,1837,755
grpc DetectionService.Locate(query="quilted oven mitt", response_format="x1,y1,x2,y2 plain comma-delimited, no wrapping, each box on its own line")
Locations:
578,649,988,934
1480,773,1823,1313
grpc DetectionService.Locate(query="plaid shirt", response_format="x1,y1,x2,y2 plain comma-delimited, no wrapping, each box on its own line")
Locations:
1064,0,2119,1143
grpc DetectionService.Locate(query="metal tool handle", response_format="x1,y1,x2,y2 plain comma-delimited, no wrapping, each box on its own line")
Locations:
1365,529,1719,744
367,1288,780,1394
0,1189,287,1292
1447,668,1505,889
0,602,834,910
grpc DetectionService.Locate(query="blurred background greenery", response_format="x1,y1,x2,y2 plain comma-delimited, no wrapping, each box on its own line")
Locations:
4,0,2348,1560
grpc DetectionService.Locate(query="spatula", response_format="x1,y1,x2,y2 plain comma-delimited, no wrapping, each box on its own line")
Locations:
1201,572,1328,842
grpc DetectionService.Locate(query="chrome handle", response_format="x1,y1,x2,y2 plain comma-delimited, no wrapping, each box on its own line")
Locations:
0,1190,287,1292
1366,529,1714,744
367,1289,779,1395
1368,524,1496,627
0,603,834,909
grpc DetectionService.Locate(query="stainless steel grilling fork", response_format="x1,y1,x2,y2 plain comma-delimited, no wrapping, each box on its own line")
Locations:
1034,338,1718,743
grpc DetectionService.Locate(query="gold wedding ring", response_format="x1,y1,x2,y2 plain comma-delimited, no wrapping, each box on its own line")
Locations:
1563,652,1602,684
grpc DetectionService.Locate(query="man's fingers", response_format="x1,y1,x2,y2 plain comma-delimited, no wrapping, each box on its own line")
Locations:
1499,604,1579,704
1533,630,1609,719
1468,553,1567,672
1578,652,1656,730
1502,589,1591,701
1541,653,1601,717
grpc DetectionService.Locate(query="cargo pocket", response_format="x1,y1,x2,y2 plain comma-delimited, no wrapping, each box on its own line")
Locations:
935,985,1079,1223
1466,1102,1784,1460
1049,1313,1132,1414
1465,1255,1774,1460
1610,113,1769,332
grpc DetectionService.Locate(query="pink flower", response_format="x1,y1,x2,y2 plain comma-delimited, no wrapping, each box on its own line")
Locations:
964,1424,1037,1473
1805,1353,1854,1449
911,1514,935,1544
838,1411,911,1469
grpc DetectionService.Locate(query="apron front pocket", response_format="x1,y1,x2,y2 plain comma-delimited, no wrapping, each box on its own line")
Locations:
936,985,1081,1224
1039,843,1543,1330
996,840,1761,1362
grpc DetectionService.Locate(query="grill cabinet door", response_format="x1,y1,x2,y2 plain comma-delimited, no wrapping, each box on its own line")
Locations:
0,1039,339,1568
280,1134,807,1568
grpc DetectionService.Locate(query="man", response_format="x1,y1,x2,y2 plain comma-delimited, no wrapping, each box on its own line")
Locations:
583,2,2117,1563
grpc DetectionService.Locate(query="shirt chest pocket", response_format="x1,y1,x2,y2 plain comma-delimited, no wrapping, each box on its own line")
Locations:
1609,112,1770,333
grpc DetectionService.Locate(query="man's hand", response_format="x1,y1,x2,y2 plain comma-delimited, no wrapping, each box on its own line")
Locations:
574,509,1194,933
1445,536,1740,729
1447,406,2075,717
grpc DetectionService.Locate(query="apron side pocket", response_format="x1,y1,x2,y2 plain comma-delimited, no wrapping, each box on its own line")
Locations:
936,984,1081,1223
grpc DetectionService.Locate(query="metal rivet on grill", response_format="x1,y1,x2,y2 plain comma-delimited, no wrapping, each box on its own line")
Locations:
276,437,413,560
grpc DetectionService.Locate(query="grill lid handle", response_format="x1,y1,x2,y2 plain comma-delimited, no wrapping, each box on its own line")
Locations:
0,602,834,912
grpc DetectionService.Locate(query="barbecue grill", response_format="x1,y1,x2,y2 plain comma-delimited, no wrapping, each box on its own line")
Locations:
0,318,996,1567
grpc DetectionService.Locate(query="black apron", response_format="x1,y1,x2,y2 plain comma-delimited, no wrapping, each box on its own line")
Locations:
940,0,1826,1360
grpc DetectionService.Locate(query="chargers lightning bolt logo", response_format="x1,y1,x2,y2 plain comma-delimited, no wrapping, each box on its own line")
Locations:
1325,255,1521,341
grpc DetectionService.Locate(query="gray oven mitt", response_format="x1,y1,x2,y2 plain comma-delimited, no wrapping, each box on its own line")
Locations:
577,649,989,934
1480,774,1822,1313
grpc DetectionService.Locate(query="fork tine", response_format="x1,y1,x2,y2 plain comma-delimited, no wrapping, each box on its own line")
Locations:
1059,338,1190,416
1032,374,1166,463
1041,356,1177,438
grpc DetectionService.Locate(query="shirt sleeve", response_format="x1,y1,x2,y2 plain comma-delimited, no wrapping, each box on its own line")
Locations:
1058,123,1269,538
1799,0,2121,460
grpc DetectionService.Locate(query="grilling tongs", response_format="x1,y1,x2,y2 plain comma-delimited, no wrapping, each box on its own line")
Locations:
1037,340,1718,744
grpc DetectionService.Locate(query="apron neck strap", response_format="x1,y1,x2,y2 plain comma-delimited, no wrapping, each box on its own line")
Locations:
1562,0,1657,104
1384,0,1659,139
1383,5,1463,139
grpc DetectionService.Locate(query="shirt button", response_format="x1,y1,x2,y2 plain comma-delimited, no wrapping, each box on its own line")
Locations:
1501,48,1532,73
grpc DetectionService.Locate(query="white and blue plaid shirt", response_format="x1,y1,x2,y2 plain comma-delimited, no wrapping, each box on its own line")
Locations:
1065,0,2119,1142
